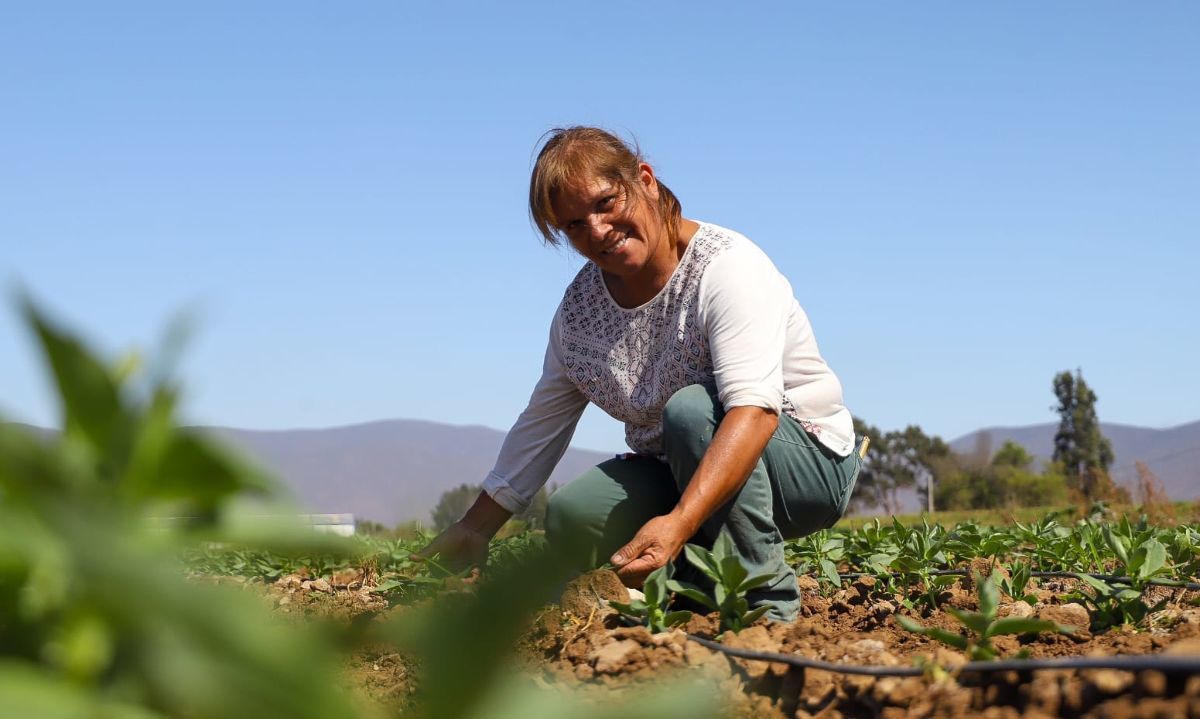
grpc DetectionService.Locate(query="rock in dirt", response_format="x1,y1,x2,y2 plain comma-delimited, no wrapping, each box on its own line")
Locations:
1036,602,1089,632
1138,670,1168,696
999,600,1034,618
1085,669,1135,695
1165,638,1200,656
589,638,640,674
722,626,783,680
796,575,820,593
868,600,896,619
310,577,333,593
560,570,629,618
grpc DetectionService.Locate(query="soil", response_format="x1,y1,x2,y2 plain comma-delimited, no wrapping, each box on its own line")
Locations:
257,567,1200,718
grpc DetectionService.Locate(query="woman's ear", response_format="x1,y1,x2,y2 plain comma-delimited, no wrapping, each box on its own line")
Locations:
637,162,660,201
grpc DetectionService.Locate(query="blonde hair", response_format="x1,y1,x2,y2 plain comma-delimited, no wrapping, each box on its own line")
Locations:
529,127,683,247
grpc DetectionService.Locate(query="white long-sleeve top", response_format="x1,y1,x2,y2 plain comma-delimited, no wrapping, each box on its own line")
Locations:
482,222,854,513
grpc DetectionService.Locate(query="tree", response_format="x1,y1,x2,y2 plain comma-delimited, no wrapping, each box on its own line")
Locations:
991,440,1034,470
849,419,951,515
897,425,953,513
431,483,481,531
1052,369,1116,501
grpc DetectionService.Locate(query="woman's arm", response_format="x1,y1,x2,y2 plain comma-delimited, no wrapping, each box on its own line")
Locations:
612,239,791,585
610,404,777,585
412,491,512,571
414,309,586,570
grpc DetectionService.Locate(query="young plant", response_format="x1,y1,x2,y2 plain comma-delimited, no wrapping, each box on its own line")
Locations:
998,560,1039,605
786,529,846,590
1068,574,1168,630
668,530,775,633
897,572,1075,661
609,563,692,633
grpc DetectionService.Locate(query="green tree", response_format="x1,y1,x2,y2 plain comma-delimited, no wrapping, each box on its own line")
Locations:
1052,369,1116,501
431,483,481,531
849,419,951,514
992,440,1034,470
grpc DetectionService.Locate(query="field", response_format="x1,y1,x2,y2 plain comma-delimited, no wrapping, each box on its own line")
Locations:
183,509,1200,719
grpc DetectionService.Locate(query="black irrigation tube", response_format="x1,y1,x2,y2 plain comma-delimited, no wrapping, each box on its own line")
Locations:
686,634,1200,677
824,569,1200,592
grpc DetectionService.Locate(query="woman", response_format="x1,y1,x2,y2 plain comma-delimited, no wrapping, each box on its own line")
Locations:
416,127,861,621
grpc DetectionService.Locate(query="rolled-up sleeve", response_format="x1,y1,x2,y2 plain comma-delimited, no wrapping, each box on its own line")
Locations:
481,310,588,514
698,244,790,414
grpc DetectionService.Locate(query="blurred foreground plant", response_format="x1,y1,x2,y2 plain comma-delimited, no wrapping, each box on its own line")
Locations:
0,298,360,718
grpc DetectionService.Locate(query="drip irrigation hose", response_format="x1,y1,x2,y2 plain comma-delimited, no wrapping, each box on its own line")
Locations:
823,568,1200,591
685,634,1200,677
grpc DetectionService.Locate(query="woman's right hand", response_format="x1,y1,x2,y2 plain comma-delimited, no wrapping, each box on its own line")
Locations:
410,521,492,574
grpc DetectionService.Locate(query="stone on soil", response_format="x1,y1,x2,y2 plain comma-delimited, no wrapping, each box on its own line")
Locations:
589,638,640,674
1036,602,1089,632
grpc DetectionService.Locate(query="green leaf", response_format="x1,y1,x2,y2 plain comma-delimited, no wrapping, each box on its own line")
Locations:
1136,539,1167,580
739,605,771,627
665,581,717,611
21,299,127,456
978,573,999,619
737,572,775,594
663,611,693,628
896,615,927,633
986,618,1074,638
719,554,748,592
945,608,991,637
1077,573,1115,595
819,559,841,587
1103,526,1130,567
683,544,721,582
712,531,737,561
925,627,970,650
644,565,667,607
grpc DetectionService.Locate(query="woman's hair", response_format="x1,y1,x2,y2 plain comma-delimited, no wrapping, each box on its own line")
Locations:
529,126,683,247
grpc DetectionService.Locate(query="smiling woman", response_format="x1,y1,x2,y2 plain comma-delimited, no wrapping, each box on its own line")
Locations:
415,126,862,622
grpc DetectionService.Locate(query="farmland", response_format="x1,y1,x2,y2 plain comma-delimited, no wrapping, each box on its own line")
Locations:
188,509,1200,718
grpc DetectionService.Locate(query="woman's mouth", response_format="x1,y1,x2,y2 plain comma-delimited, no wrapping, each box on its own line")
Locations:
601,237,629,255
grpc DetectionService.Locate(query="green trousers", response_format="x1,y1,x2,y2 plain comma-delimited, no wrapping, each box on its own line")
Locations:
545,383,861,621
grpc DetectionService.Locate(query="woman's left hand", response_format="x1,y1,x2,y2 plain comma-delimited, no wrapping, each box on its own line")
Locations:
609,513,694,588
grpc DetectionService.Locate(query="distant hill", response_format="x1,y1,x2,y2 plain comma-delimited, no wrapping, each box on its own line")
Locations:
949,420,1200,500
10,416,1196,525
205,420,614,526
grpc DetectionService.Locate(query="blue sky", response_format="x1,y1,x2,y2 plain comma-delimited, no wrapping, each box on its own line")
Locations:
3,2,1197,453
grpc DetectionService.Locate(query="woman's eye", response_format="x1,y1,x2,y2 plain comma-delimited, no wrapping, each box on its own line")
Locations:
599,195,616,210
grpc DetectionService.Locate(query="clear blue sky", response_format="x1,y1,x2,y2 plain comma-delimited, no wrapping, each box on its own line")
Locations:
3,2,1198,453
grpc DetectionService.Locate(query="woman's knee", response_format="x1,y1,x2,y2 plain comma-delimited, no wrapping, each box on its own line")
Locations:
544,489,584,544
662,383,720,438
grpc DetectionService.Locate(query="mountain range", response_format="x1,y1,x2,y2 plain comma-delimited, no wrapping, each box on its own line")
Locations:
10,418,1197,525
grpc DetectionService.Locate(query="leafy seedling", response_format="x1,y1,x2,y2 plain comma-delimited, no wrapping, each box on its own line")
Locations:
608,562,692,634
998,560,1039,605
897,572,1075,661
668,530,775,633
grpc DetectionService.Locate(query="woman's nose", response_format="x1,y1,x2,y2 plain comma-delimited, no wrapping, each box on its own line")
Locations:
585,214,610,239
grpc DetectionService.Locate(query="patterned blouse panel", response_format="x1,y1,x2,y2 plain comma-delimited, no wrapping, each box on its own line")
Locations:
556,224,732,455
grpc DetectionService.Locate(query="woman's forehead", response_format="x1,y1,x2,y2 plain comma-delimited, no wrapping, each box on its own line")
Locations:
558,173,615,199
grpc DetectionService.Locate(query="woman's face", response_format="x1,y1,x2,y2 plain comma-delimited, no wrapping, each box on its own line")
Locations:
551,164,664,279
